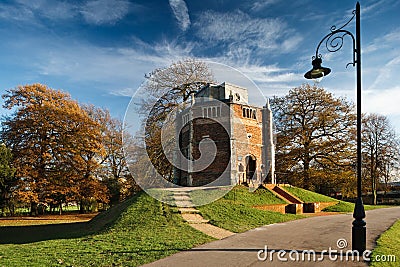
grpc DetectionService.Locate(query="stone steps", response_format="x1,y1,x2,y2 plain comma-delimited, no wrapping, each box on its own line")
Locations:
178,207,201,214
170,190,234,239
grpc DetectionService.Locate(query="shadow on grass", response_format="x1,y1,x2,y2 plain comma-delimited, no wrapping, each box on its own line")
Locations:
0,221,93,244
0,196,135,244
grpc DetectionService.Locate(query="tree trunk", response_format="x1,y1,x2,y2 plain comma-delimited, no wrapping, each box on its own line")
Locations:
372,172,377,205
8,202,15,216
370,149,377,205
79,199,85,214
303,158,311,190
30,202,38,216
0,191,6,216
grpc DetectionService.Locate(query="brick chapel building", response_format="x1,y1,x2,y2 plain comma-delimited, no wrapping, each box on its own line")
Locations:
173,82,275,187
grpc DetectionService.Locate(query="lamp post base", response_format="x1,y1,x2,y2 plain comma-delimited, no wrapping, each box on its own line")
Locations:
352,197,366,253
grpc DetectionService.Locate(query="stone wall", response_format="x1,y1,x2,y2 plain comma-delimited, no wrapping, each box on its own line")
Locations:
232,103,264,182
178,103,231,186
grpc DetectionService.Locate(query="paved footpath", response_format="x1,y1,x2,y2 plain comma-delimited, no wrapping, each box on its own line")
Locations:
143,207,400,267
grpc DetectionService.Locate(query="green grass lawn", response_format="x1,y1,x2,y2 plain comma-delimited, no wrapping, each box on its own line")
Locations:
282,185,390,212
322,201,390,212
0,192,214,267
195,185,304,233
370,219,400,266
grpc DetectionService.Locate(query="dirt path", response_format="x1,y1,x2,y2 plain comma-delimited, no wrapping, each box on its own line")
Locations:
0,213,97,226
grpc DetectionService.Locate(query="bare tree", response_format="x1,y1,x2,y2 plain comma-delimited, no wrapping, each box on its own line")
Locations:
141,58,215,182
362,113,399,205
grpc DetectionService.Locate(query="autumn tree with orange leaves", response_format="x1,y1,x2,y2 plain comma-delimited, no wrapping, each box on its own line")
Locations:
84,104,137,205
1,84,109,215
270,84,356,196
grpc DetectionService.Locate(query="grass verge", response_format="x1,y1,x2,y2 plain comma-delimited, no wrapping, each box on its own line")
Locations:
370,219,400,266
0,192,214,267
282,185,390,212
322,201,390,212
195,186,304,233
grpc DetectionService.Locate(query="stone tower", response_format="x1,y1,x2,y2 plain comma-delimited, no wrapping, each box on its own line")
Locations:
174,82,275,187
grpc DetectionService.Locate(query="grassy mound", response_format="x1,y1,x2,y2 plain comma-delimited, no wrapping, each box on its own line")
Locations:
191,185,286,206
195,185,304,233
0,192,214,267
282,185,337,203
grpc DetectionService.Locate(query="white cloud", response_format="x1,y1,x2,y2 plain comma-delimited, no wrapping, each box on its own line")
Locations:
17,0,77,20
0,0,133,25
81,0,130,25
362,0,400,17
250,0,280,12
193,9,302,59
28,35,200,98
169,0,191,31
232,63,300,84
37,43,156,83
109,87,137,97
368,55,400,91
364,29,400,54
0,0,77,22
234,64,283,74
195,10,283,47
281,35,303,52
363,86,400,115
0,3,34,22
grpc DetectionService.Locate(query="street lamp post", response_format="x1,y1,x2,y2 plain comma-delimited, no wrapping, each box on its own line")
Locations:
304,2,366,253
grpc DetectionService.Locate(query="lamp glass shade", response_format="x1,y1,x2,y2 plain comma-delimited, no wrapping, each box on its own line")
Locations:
304,57,331,79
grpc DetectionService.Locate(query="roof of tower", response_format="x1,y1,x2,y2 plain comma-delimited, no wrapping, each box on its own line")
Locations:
195,82,249,104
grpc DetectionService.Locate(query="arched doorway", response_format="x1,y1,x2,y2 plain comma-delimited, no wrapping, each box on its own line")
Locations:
245,155,256,183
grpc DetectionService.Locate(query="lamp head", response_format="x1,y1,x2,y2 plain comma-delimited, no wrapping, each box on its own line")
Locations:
304,57,331,79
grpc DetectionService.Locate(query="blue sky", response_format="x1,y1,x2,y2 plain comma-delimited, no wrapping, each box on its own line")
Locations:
1,0,400,132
